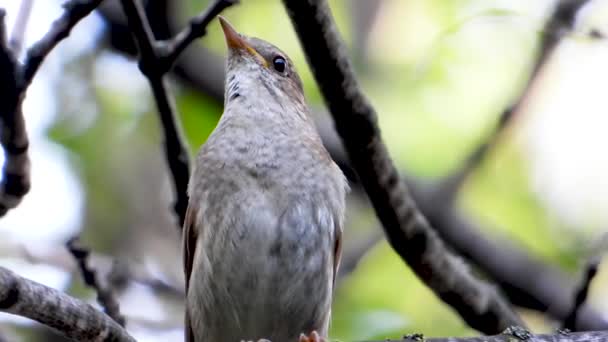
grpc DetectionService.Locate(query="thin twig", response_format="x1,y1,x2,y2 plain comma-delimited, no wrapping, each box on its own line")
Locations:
157,0,239,72
282,0,523,334
435,0,590,201
562,256,602,331
9,0,34,55
66,237,126,327
0,266,135,342
119,0,236,227
20,0,105,90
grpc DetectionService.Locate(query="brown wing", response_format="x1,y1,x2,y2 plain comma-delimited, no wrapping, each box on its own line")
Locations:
182,204,198,342
332,224,342,288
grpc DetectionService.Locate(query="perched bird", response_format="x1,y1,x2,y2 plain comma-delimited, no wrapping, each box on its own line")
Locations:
182,16,348,342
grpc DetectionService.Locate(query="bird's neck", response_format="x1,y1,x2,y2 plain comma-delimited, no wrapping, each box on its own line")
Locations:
222,70,311,128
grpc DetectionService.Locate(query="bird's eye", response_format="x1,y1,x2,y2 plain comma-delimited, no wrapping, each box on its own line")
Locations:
272,56,286,73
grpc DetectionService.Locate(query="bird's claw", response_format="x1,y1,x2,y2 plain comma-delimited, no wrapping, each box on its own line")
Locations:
299,331,324,342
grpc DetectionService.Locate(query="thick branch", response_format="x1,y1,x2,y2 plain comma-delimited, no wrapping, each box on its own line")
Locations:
0,10,29,217
0,267,135,342
282,0,522,334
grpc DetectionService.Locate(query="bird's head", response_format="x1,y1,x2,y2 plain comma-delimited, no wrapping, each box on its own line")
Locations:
219,16,305,108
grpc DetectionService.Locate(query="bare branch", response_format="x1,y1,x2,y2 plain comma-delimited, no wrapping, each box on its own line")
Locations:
562,256,602,331
0,266,135,342
156,0,238,72
20,0,105,89
67,237,126,327
407,180,608,330
119,0,234,227
282,0,523,333
0,9,29,218
9,0,33,55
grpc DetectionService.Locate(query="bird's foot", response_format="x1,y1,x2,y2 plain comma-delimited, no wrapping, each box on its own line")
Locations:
299,331,324,342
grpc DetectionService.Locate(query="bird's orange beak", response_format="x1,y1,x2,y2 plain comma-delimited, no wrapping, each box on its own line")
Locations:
219,16,268,68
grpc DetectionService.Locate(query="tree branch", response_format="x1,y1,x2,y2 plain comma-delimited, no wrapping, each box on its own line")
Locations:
337,229,383,282
0,266,135,342
155,0,238,72
562,256,602,331
67,237,126,327
118,0,236,227
20,0,105,89
408,180,608,330
8,0,33,55
282,0,523,334
0,10,30,217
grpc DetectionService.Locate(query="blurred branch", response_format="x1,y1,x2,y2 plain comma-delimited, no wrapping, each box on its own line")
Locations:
0,0,102,216
15,243,185,300
408,181,608,330
350,0,383,67
108,260,184,301
67,237,126,327
282,0,523,334
118,0,236,227
336,229,383,281
9,0,33,55
562,256,601,331
0,266,135,342
0,10,30,217
20,0,104,89
435,0,590,202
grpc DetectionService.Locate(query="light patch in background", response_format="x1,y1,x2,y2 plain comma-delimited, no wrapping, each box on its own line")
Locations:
120,283,171,322
522,31,608,232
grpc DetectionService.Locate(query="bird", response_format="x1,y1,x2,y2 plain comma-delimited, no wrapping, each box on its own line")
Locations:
182,16,348,342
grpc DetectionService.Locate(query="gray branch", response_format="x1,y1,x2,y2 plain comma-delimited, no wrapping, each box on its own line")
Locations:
118,0,236,227
0,266,135,342
282,0,523,334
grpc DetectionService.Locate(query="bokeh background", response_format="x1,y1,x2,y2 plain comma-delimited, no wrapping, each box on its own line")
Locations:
1,0,608,341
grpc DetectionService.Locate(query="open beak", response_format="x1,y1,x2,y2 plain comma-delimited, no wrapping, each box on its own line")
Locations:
219,16,268,67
